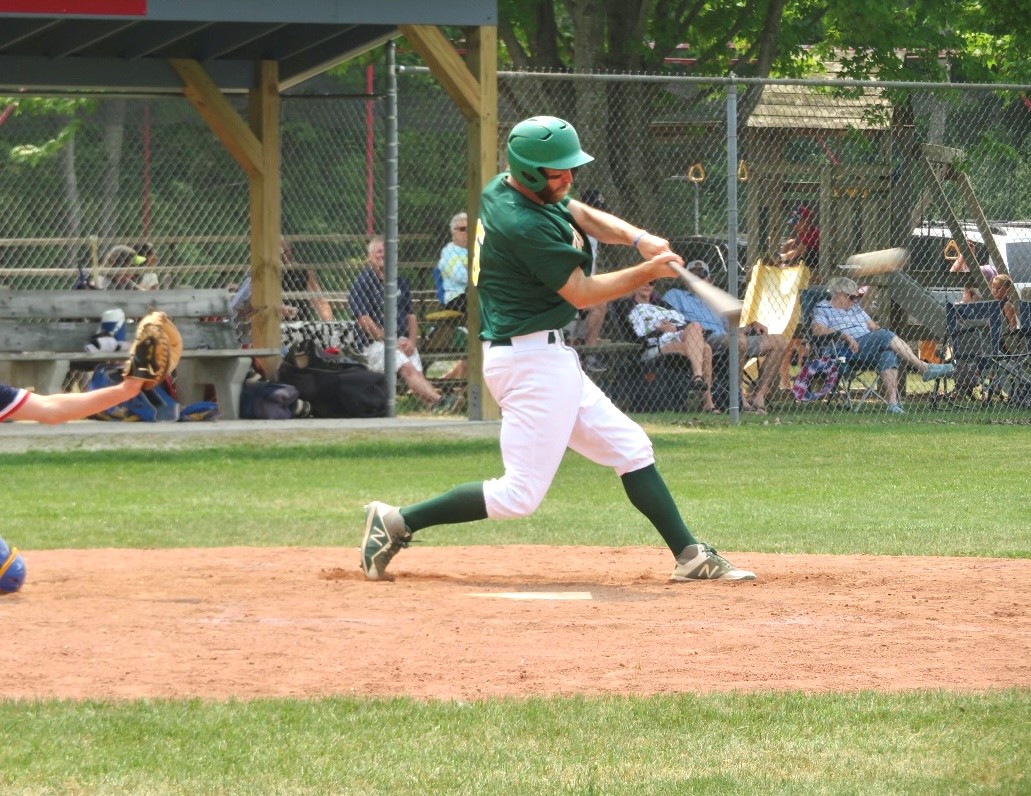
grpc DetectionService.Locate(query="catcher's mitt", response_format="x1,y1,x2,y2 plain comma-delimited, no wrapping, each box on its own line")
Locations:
122,311,183,388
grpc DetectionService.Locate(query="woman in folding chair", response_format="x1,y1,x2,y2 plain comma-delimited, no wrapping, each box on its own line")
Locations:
811,276,956,414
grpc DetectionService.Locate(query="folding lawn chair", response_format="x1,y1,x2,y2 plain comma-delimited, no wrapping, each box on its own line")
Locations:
792,287,888,410
421,265,465,352
946,300,1031,406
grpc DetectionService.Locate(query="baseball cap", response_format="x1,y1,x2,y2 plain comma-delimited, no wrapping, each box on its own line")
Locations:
787,205,813,226
686,259,710,277
104,244,147,268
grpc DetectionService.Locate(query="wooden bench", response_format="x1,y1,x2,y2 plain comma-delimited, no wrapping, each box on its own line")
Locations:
0,289,278,420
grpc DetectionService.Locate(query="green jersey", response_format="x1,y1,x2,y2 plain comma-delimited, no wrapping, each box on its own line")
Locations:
473,173,592,340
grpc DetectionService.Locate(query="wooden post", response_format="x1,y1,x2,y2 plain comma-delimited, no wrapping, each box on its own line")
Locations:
400,24,499,420
463,26,498,420
248,61,283,375
171,58,282,376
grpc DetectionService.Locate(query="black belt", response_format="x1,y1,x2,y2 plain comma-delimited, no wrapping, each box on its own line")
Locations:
490,331,558,346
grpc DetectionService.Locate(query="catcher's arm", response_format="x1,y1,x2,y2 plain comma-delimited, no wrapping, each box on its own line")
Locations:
11,380,143,425
122,311,183,388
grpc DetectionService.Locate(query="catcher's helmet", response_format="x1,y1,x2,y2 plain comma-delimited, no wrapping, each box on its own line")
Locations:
506,116,594,192
0,536,26,594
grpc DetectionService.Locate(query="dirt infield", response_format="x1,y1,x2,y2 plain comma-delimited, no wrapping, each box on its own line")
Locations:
5,545,1028,700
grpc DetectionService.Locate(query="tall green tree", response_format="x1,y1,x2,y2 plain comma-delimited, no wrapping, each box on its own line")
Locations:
490,0,1029,226
498,0,1030,81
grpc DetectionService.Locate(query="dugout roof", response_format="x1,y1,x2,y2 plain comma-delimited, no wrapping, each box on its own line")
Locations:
0,0,496,93
0,0,500,418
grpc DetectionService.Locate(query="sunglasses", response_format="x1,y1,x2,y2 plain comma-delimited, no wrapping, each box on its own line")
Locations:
455,226,467,232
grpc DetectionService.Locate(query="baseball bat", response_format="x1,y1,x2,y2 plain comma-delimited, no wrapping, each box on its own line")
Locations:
668,261,743,322
842,247,909,276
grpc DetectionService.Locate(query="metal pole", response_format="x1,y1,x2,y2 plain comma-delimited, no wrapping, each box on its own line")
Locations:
383,41,399,416
365,65,375,237
694,182,700,235
726,76,740,425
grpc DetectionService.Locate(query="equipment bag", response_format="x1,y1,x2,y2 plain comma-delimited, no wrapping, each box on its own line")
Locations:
240,379,302,420
87,364,180,422
276,340,388,418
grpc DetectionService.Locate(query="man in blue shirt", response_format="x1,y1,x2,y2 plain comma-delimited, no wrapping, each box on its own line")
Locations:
436,212,470,311
349,235,461,412
662,260,788,413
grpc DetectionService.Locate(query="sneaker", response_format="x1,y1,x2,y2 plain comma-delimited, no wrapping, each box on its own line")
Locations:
292,399,312,418
360,501,412,580
433,392,465,414
923,363,955,382
886,403,905,414
583,354,608,374
670,543,755,582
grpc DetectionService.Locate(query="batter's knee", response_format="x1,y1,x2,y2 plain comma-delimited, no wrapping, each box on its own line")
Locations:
614,434,654,477
483,476,548,519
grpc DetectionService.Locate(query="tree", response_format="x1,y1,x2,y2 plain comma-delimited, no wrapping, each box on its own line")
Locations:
490,1,1030,227
1,97,94,270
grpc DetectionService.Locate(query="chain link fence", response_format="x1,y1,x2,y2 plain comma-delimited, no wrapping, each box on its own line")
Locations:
1,64,1029,420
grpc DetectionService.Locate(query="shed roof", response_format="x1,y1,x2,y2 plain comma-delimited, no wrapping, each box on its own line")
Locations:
0,0,496,93
748,64,891,132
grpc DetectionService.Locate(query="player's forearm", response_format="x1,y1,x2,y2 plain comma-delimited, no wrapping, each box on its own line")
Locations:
568,201,645,248
17,380,143,424
559,261,672,309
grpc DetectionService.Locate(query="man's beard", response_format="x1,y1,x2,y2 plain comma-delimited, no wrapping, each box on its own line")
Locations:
535,183,569,204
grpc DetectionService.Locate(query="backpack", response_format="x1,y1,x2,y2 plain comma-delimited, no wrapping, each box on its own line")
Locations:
240,378,303,420
276,340,389,418
88,364,180,422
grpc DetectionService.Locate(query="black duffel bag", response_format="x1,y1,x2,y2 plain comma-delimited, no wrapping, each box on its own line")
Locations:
276,340,389,418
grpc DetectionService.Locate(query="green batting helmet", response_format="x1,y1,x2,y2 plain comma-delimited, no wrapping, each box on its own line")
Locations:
506,116,594,191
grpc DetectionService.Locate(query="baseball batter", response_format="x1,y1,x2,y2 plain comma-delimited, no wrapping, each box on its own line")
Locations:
361,116,754,583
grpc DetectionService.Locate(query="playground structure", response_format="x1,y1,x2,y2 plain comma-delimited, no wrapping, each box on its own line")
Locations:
741,72,895,283
733,76,1025,406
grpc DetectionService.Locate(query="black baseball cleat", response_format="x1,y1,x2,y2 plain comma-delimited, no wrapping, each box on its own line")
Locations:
360,501,412,580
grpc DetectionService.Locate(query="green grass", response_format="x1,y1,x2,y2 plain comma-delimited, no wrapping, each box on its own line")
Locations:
1,423,1028,794
2,692,1027,795
3,424,1027,557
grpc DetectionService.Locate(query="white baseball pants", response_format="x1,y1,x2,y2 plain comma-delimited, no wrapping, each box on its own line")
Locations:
481,330,654,519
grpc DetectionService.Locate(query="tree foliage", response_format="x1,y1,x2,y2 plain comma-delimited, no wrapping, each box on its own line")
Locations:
497,0,1031,82
0,97,93,165
488,1,1031,227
